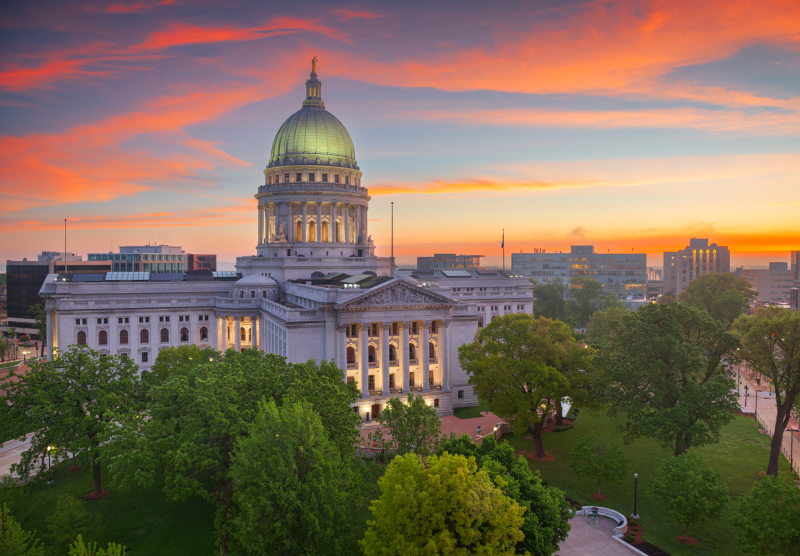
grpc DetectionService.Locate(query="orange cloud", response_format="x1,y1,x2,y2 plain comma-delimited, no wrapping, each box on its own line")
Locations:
333,9,383,21
106,2,150,12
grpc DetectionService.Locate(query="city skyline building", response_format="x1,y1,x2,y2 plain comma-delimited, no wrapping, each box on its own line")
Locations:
662,238,731,297
417,254,484,272
736,264,795,305
88,245,188,273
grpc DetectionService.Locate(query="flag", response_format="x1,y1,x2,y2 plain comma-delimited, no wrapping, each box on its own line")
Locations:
501,231,504,248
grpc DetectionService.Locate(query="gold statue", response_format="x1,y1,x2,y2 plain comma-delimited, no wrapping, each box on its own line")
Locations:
311,56,318,74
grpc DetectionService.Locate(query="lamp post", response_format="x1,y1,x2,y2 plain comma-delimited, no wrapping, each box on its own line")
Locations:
744,384,749,407
787,428,798,469
22,350,29,362
631,473,639,520
755,389,758,418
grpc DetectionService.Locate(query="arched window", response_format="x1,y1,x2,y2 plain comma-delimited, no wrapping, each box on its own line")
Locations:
77,331,87,345
248,328,252,342
241,327,246,341
98,330,108,345
200,327,208,342
431,321,438,334
296,220,302,241
160,328,169,343
429,342,436,360
180,327,189,342
309,220,316,242
119,329,128,344
389,344,397,362
409,343,416,360
140,329,149,344
368,345,376,363
322,221,328,242
347,346,355,364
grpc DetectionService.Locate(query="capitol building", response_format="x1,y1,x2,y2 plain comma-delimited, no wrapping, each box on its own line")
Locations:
40,62,533,418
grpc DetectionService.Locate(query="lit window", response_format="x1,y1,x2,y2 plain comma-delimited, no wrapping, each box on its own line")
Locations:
322,173,328,183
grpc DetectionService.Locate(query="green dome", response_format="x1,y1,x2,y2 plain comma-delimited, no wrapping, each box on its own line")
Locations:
268,106,358,169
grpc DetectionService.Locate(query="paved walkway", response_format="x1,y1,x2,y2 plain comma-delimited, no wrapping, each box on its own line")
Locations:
735,363,800,474
359,411,505,445
0,436,34,478
556,515,633,556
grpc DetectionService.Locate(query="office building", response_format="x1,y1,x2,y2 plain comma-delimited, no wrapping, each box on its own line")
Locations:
188,254,217,272
511,245,647,297
662,238,731,297
737,265,795,304
416,254,484,272
87,245,187,273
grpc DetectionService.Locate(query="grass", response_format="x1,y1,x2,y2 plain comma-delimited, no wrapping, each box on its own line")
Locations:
0,360,23,369
453,397,489,419
3,457,387,555
499,411,793,556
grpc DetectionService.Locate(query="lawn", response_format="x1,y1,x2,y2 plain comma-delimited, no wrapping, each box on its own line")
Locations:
3,457,386,555
499,411,793,556
453,397,489,419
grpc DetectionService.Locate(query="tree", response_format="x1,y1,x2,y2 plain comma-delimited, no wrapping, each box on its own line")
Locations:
0,346,139,495
109,351,361,555
734,307,800,476
532,278,567,321
460,314,585,458
360,452,527,556
0,504,45,556
68,536,125,556
437,434,573,556
658,292,677,304
29,304,47,357
568,434,629,497
648,453,728,541
567,277,623,327
732,473,800,556
46,494,104,552
679,272,757,329
585,306,627,346
0,340,7,361
371,393,441,456
231,399,360,556
594,302,739,456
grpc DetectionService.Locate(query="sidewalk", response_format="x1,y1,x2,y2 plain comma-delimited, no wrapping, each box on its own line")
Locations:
734,363,800,475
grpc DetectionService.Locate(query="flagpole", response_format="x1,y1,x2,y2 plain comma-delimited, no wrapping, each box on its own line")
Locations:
502,229,505,272
64,219,68,275
391,202,394,277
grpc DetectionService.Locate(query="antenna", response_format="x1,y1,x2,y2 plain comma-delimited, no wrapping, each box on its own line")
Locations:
391,201,394,278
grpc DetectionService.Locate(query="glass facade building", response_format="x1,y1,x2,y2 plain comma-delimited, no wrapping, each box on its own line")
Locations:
88,245,187,273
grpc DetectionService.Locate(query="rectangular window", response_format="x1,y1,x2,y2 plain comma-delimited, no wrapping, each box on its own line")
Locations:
284,173,290,183
334,174,340,183
82,319,87,325
179,316,184,322
139,317,144,323
309,172,315,182
458,390,464,399
160,316,164,322
97,318,102,324
345,175,349,185
141,352,148,363
368,375,375,390
118,317,123,324
76,319,81,325
434,398,440,408
296,173,302,182
125,317,129,323
322,173,328,183
251,291,255,298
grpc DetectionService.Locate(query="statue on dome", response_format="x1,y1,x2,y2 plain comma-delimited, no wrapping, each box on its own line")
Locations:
273,217,289,243
311,56,318,74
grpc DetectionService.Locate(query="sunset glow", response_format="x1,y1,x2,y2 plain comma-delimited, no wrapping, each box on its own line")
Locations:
2,0,798,268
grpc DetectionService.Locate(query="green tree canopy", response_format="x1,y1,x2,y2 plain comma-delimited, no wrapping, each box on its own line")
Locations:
568,434,629,497
68,536,125,556
594,302,739,455
679,272,757,328
533,278,568,321
109,349,361,555
28,304,47,357
0,504,45,556
460,314,575,458
648,453,729,541
585,306,627,347
437,435,572,556
734,307,800,475
371,393,441,456
567,277,623,326
46,494,104,552
361,452,528,556
0,346,139,495
732,473,800,556
231,399,361,556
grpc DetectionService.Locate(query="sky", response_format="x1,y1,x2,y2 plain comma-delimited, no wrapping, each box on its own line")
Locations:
1,0,799,271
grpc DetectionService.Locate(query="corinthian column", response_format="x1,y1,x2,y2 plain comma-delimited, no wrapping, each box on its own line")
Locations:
257,204,263,245
301,201,307,243
422,320,430,392
381,322,390,396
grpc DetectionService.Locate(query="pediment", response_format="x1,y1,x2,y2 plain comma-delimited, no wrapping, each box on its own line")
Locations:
336,279,457,310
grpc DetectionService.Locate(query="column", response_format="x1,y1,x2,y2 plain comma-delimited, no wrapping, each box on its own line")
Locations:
401,322,409,393
46,308,54,361
109,316,118,356
443,320,451,389
359,323,370,398
364,206,368,242
422,320,430,392
381,322,390,396
316,202,322,243
258,204,263,245
234,316,241,352
344,203,351,245
331,203,337,243
217,316,224,352
53,310,58,355
224,317,230,351
252,315,259,351
301,201,307,243
269,204,275,241
338,325,347,380
355,205,361,243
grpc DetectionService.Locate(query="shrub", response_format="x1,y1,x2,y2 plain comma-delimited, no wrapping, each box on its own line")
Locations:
553,424,574,432
565,413,577,421
571,407,581,414
45,495,103,551
623,535,635,543
573,505,582,511
628,519,639,526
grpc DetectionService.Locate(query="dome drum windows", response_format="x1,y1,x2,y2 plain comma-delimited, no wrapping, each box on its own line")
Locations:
200,327,208,342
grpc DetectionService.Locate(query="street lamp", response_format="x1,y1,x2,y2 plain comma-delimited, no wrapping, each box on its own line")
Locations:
787,428,798,469
744,384,749,407
631,473,640,520
22,350,29,362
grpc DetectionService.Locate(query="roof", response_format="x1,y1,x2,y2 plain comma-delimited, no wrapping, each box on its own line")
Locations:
235,274,278,286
